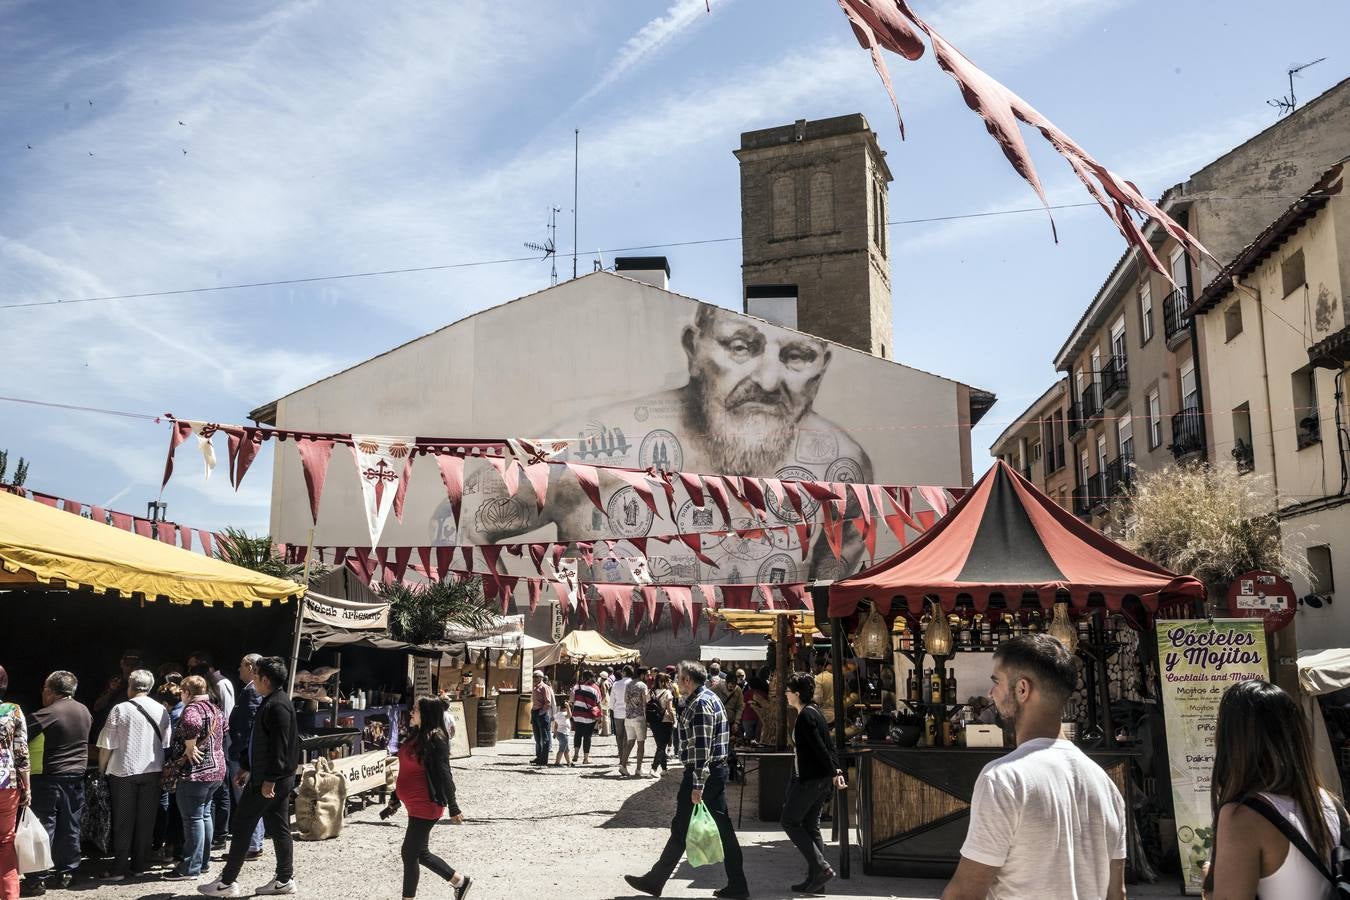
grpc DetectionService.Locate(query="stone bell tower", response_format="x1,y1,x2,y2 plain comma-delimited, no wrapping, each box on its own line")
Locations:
735,114,894,358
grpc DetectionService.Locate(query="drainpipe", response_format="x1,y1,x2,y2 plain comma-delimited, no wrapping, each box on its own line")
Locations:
1232,276,1281,506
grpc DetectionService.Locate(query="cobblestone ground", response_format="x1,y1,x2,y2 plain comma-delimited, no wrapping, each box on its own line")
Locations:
78,736,1188,900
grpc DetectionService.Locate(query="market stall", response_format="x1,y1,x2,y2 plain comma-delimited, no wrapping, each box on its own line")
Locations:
823,460,1204,879
440,615,551,747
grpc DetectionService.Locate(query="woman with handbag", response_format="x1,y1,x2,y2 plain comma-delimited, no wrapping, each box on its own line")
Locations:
0,665,30,900
166,675,226,882
381,697,472,900
1205,678,1345,899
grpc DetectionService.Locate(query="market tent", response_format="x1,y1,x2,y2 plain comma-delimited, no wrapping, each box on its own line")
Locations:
700,631,770,662
535,629,639,667
708,608,818,637
829,460,1205,617
1298,648,1350,796
0,489,302,606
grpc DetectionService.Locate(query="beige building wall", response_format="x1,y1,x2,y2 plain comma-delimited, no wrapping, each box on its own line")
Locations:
1195,187,1350,650
988,379,1072,510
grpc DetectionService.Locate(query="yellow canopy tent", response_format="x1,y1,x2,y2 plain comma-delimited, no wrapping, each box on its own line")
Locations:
534,629,639,668
0,490,302,606
707,608,818,637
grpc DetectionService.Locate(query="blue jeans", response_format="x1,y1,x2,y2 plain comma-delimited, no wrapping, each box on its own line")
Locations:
531,710,552,762
176,780,220,876
30,774,84,874
226,760,264,852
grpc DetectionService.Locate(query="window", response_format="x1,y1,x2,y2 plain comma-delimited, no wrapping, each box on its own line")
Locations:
1147,388,1162,449
1139,283,1154,344
1180,359,1198,410
1074,366,1086,405
1080,449,1091,490
1118,414,1134,459
1292,366,1320,449
1031,441,1042,462
1169,247,1189,294
1282,248,1306,298
1308,545,1335,598
1232,403,1254,473
1224,298,1244,342
809,170,835,233
1110,315,1127,358
772,175,796,240
1090,346,1103,399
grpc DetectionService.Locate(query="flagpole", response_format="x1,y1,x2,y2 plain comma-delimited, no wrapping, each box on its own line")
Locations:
287,526,317,694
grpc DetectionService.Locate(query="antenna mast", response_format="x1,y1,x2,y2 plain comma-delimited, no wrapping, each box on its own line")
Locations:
523,206,561,286
1268,58,1326,116
573,128,579,280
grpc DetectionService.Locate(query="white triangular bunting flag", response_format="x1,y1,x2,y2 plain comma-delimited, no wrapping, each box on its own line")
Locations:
350,435,415,548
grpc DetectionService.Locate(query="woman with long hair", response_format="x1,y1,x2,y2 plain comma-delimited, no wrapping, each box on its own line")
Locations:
1206,678,1343,899
649,673,675,775
781,671,846,895
383,697,472,900
570,671,603,765
0,665,30,900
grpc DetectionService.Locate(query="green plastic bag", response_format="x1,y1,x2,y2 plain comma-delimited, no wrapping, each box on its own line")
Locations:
686,802,724,868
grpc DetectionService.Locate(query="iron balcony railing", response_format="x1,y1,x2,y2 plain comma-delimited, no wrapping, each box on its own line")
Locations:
1105,453,1135,497
1082,383,1103,421
1089,472,1110,508
1170,405,1205,459
1068,402,1086,438
1101,355,1129,404
1072,484,1093,519
1163,286,1192,343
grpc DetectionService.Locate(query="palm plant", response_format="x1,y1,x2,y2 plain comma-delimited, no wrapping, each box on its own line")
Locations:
382,577,496,645
213,527,318,583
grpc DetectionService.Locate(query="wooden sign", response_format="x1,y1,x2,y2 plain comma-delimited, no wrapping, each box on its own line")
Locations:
412,656,433,701
332,749,392,795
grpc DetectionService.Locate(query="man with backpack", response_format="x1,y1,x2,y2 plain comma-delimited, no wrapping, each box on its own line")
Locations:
624,667,652,778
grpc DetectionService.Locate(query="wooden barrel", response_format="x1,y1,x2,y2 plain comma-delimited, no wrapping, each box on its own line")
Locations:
476,698,498,748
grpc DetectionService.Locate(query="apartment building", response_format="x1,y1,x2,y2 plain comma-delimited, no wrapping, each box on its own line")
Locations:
1188,161,1350,649
1046,81,1350,529
989,379,1074,509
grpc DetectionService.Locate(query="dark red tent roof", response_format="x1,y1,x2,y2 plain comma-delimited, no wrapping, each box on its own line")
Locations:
829,460,1204,618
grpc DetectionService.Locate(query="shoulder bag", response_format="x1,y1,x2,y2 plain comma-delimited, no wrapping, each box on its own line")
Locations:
1240,795,1350,898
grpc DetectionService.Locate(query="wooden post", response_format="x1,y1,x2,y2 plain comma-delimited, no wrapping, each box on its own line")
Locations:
286,526,316,694
774,613,790,751
815,584,851,880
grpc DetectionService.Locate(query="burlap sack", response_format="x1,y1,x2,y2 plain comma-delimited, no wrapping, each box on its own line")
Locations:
294,757,348,841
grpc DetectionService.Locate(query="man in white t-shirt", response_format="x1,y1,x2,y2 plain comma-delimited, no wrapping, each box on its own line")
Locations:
96,669,171,881
943,634,1126,900
611,667,632,776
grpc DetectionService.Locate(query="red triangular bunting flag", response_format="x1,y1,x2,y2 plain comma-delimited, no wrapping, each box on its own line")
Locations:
158,525,177,546
178,525,193,552
793,522,812,561
196,529,213,555
392,454,415,524
566,462,604,515
435,455,465,525
294,438,335,524
523,463,550,510
917,509,936,531
801,481,841,503
391,546,412,584
232,427,266,490
721,584,756,610
777,583,807,610
133,518,153,538
161,420,194,489
480,544,503,575
918,485,950,517
677,471,705,507
704,476,734,526
89,505,107,525
528,579,542,615
577,542,595,567
418,546,435,582
110,511,132,530
61,498,82,516
740,478,768,520
487,456,521,497
783,480,807,522
609,469,659,518
694,582,717,610
551,579,570,614
498,576,518,614
528,543,548,574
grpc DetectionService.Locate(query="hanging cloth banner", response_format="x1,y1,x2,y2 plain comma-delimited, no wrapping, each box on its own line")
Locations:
627,557,653,585
295,437,336,525
917,485,950,518
350,435,414,549
303,592,390,631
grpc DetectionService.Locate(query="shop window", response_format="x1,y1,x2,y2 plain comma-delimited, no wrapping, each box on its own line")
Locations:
1308,545,1334,599
1231,403,1254,473
1224,298,1243,342
1282,248,1306,298
1292,366,1320,450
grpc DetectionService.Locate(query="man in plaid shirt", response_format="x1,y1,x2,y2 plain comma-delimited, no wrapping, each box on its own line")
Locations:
625,660,749,900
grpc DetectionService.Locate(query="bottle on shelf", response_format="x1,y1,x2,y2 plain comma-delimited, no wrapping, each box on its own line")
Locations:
1028,610,1042,634
924,710,937,746
929,668,943,704
1077,612,1093,645
959,618,973,649
907,669,920,703
941,716,953,747
945,670,958,705
980,615,992,647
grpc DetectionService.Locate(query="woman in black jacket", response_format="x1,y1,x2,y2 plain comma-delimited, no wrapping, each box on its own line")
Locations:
383,697,471,900
782,672,847,894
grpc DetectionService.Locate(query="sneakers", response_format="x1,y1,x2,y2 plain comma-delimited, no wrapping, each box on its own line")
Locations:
165,870,200,882
714,887,751,900
245,849,265,860
197,880,245,897
623,874,663,897
799,868,834,894
255,879,297,895
452,875,472,900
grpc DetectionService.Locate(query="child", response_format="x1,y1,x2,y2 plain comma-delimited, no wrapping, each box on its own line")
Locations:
552,704,574,766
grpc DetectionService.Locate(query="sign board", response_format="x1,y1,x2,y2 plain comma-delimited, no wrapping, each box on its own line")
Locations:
445,700,471,760
302,592,389,630
550,600,565,642
332,749,392,795
1225,570,1296,633
1156,619,1268,894
411,656,433,701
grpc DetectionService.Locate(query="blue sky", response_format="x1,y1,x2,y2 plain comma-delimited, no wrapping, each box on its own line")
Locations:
1,0,1345,536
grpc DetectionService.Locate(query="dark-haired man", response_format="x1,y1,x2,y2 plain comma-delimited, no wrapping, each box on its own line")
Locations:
624,660,748,900
29,671,92,890
942,634,1126,900
199,656,298,898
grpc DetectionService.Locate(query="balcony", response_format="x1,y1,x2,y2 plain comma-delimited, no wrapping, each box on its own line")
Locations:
1163,286,1192,345
1072,484,1093,519
1105,453,1135,496
1082,383,1103,422
1050,443,1066,473
1068,402,1086,438
1089,472,1110,509
1169,405,1205,460
1101,356,1129,407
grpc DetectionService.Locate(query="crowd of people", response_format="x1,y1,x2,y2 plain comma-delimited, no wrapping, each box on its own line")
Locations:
0,638,1342,900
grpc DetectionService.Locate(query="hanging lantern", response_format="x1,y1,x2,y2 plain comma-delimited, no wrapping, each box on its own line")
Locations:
858,602,890,659
1048,599,1078,654
923,599,953,657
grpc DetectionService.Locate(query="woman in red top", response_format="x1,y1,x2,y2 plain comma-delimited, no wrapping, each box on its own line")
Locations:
383,697,471,900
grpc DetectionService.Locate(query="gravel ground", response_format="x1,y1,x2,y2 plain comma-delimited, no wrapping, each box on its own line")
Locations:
71,736,1188,900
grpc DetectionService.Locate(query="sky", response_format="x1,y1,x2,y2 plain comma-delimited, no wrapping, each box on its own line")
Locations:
1,0,1346,537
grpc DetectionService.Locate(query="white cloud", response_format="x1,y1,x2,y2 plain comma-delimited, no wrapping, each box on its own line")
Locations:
578,0,722,106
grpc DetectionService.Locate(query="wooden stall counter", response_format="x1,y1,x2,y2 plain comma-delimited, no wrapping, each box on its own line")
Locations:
858,743,1136,878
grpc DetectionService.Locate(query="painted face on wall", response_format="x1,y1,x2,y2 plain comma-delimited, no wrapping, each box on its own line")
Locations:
684,307,831,473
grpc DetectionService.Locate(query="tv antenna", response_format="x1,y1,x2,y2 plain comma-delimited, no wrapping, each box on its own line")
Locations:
524,206,561,285
1268,58,1326,116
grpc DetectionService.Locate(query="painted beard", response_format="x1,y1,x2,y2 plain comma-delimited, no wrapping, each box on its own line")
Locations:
686,368,803,475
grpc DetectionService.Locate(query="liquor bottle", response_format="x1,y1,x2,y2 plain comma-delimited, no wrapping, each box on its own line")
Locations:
924,711,937,746
907,669,919,703
1077,613,1093,645
945,670,958,705
929,668,943,704
959,619,972,649
1028,610,1042,634
981,617,992,647
1012,614,1023,638
941,717,953,747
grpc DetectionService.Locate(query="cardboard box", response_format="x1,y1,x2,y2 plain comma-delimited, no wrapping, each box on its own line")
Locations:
964,724,1003,748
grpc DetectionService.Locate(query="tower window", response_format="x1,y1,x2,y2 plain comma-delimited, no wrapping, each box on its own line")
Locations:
809,170,834,233
772,175,796,240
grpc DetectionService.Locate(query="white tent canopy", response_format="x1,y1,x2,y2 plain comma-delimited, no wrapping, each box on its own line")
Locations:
700,631,770,663
1298,648,1350,796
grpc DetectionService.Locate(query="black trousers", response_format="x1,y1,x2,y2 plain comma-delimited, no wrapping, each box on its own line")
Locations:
781,775,832,875
220,776,294,886
574,721,595,755
402,814,457,897
646,763,747,893
107,772,160,875
30,774,84,874
651,722,673,771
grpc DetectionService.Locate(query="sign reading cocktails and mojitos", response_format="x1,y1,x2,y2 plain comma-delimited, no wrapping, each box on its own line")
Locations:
1156,619,1268,894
